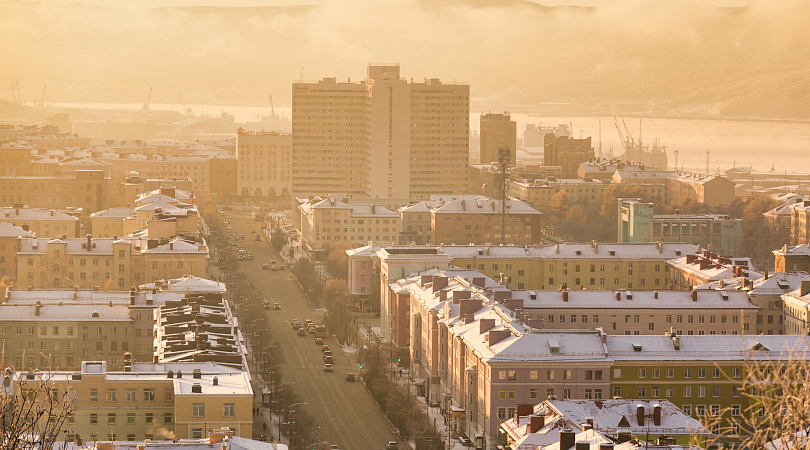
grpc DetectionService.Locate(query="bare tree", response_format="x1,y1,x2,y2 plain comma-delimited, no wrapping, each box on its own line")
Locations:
1,353,76,449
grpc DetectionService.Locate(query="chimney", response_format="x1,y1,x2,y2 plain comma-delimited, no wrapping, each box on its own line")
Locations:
432,276,448,292
193,368,202,379
559,429,576,450
488,329,511,345
562,290,569,302
576,443,590,450
653,404,662,426
452,290,472,303
636,404,645,426
169,242,174,250
504,298,524,311
616,291,621,301
691,289,698,302
801,280,810,297
213,376,218,386
494,290,512,301
167,370,174,378
22,224,29,231
86,234,92,251
600,444,616,449
459,298,482,318
472,277,486,288
480,318,496,334
421,274,433,286
582,423,592,432
529,414,545,433
672,335,680,350
464,314,475,324
191,383,202,393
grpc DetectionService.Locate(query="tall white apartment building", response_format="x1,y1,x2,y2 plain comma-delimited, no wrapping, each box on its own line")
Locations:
291,78,372,197
292,64,469,199
235,128,291,197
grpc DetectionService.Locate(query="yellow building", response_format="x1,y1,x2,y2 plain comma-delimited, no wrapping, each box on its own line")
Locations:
0,207,82,238
15,236,208,290
0,170,111,214
236,128,291,197
89,207,136,238
1,361,252,443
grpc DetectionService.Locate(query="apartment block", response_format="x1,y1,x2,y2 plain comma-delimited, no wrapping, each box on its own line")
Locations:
0,170,111,214
0,207,80,238
773,243,810,273
429,196,542,246
782,279,810,335
1,361,252,443
790,200,810,245
0,222,32,280
388,268,810,448
479,112,516,166
292,65,469,199
617,198,743,256
291,78,372,197
235,128,291,197
666,250,761,289
297,196,400,250
544,135,594,178
16,235,208,290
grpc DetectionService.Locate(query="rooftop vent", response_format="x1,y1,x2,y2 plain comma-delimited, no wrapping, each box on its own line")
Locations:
191,383,202,393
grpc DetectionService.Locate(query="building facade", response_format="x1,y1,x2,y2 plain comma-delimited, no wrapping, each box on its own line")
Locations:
479,112,516,166
235,128,291,198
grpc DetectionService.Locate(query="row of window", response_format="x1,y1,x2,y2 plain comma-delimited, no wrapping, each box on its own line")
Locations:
617,367,742,379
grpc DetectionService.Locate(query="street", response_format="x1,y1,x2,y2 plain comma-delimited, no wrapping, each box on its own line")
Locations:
223,209,396,449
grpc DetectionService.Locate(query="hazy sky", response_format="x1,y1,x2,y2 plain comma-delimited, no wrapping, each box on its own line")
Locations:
3,0,808,118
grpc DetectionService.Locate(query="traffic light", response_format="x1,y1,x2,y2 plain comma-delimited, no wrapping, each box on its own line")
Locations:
397,358,401,363
359,364,363,369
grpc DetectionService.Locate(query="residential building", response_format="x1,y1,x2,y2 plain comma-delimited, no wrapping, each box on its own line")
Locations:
399,196,471,245
479,112,516,166
429,195,542,246
773,243,810,273
291,77,372,197
344,244,382,312
385,267,810,448
782,279,810,335
500,399,705,450
0,222,32,280
80,429,286,449
0,361,252,443
790,200,810,245
577,159,625,181
296,196,400,251
667,250,761,289
511,288,757,336
544,135,594,178
89,207,137,238
0,170,111,214
511,178,668,208
763,194,807,236
235,128,291,197
292,65,469,199
0,141,34,176
666,172,735,207
16,235,208,290
617,198,743,256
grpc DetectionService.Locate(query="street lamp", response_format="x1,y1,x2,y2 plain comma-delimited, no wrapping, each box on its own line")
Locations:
285,402,308,443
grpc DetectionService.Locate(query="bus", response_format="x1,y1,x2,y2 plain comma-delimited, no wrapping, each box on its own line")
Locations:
315,324,327,338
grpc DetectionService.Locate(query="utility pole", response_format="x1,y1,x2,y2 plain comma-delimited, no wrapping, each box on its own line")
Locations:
498,145,511,245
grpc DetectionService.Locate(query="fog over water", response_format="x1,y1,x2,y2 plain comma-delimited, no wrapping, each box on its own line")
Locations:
3,0,809,172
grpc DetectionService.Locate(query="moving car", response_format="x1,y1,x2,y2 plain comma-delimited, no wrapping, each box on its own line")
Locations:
386,442,399,450
291,319,300,329
272,303,281,310
321,345,330,353
262,263,269,270
315,337,324,345
323,363,333,372
345,373,356,382
323,355,333,364
262,300,271,309
297,328,307,336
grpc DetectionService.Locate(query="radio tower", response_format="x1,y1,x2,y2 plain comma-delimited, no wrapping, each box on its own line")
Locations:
498,145,511,245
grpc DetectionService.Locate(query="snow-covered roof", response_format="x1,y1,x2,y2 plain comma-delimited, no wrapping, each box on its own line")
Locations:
90,206,135,218
435,243,697,260
140,275,226,293
0,303,132,322
513,289,755,310
774,243,810,256
430,196,540,215
135,193,179,205
0,207,78,221
666,255,762,281
141,238,208,254
0,222,34,237
607,335,810,361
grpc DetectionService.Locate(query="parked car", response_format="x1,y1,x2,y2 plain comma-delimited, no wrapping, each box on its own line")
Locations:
386,442,398,450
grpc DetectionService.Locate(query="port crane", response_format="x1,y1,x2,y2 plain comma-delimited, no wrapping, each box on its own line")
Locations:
11,80,24,105
142,86,153,111
178,94,192,115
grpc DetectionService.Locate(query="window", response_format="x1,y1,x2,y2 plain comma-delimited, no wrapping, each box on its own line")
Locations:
696,405,706,416
666,386,674,397
547,370,555,381
192,403,205,417
585,370,593,380
106,389,117,402
712,386,720,397
497,408,507,420
684,386,692,397
684,368,692,378
192,429,203,439
127,413,135,425
145,413,154,424
666,368,674,378
732,386,740,397
498,389,506,399
530,370,538,380
698,386,706,397
638,387,646,397
564,370,572,380
652,369,660,378
508,389,516,399
223,403,236,417
638,368,646,378
585,389,593,399
652,386,659,397
731,404,741,416
698,368,706,378
90,413,98,424
108,413,116,424
682,405,692,416
165,413,172,423
529,389,538,399
613,368,621,379
165,388,172,401
712,368,720,378
90,389,98,402
125,389,136,402
732,368,741,378
507,370,517,380
613,386,621,398
498,370,506,380
143,389,155,402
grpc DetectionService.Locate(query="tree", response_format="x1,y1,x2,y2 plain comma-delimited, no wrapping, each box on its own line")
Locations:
322,242,352,282
271,227,287,251
0,361,76,449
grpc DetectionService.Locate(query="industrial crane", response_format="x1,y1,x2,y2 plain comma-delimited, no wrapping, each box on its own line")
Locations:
142,86,153,111
178,94,192,115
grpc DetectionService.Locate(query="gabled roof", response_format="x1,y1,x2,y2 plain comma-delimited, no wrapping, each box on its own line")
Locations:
0,222,33,238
